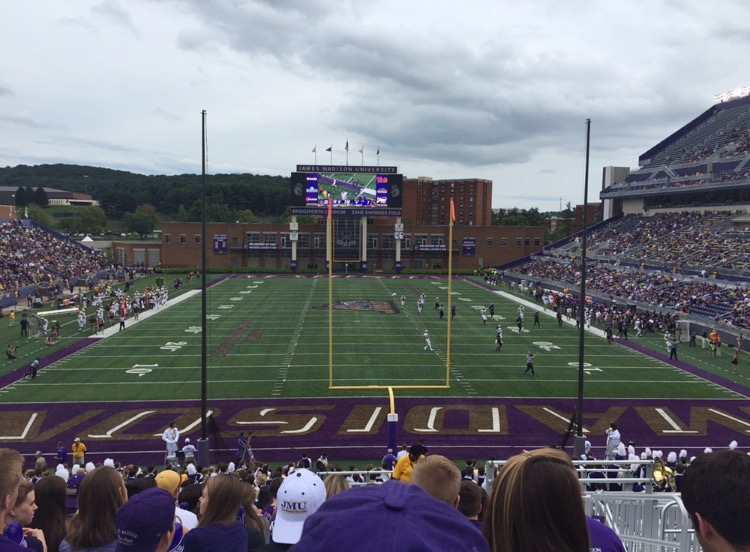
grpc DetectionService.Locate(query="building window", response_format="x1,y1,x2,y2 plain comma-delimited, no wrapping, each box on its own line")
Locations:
314,233,326,248
501,238,508,247
280,233,290,248
180,234,187,244
232,236,238,248
431,235,444,246
415,234,428,246
524,238,530,247
382,235,395,250
164,234,171,244
194,234,201,245
298,233,310,248
247,232,260,244
367,236,378,249
486,237,493,247
534,238,541,247
264,233,276,245
515,239,522,247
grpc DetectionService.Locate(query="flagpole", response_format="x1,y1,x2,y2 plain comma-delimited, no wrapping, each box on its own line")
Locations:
313,145,317,165
376,147,380,167
359,146,364,165
329,146,332,164
345,138,349,167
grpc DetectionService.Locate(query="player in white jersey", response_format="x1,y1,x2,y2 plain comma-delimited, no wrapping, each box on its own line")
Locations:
423,330,433,351
480,307,488,325
495,325,504,351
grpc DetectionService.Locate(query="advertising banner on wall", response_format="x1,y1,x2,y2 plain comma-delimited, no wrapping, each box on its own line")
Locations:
462,236,476,257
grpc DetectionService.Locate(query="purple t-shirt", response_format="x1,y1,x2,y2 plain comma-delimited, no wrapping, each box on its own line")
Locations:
587,516,626,552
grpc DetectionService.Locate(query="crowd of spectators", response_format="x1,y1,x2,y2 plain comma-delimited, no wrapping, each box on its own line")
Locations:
570,210,750,273
583,211,709,257
511,210,750,328
5,435,747,552
0,221,114,295
515,257,750,328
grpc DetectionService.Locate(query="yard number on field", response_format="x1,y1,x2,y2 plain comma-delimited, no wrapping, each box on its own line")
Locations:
161,341,187,351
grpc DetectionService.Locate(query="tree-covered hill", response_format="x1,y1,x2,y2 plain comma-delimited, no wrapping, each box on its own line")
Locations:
0,163,291,220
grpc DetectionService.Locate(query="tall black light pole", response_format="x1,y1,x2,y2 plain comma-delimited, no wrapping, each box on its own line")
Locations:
197,110,210,466
574,119,591,459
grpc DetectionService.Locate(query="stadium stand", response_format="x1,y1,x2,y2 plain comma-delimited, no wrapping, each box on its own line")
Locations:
0,220,116,309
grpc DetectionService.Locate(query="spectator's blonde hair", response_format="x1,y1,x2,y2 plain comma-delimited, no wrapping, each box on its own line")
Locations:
323,474,350,499
0,448,23,506
411,454,461,505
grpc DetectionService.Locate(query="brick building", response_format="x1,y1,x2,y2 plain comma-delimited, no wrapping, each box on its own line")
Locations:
154,175,544,272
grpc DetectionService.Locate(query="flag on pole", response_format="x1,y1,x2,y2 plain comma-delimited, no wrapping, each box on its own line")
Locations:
325,146,332,152
358,146,363,154
450,198,456,222
345,140,349,152
376,147,380,156
312,145,317,153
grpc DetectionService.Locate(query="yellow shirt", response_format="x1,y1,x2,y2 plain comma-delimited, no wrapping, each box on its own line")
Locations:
72,442,87,459
391,454,423,482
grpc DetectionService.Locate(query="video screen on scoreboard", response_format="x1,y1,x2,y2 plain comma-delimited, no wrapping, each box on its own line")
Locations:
291,171,402,208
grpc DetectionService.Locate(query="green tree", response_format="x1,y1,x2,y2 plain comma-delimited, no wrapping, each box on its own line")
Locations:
493,207,544,226
33,187,49,207
236,209,260,223
560,201,575,236
79,206,108,234
123,204,158,237
27,204,51,227
57,217,81,234
185,200,235,223
14,186,29,206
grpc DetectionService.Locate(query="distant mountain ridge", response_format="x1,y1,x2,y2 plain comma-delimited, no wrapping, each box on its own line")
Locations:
0,163,291,219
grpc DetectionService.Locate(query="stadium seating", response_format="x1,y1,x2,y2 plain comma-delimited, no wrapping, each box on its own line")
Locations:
0,220,114,307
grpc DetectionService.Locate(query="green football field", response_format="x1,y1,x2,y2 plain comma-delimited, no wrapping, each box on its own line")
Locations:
1,274,745,404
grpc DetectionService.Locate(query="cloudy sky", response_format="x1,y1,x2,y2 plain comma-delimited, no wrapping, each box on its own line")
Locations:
1,1,749,211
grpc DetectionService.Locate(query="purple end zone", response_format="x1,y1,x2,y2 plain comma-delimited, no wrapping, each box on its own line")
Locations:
2,391,749,466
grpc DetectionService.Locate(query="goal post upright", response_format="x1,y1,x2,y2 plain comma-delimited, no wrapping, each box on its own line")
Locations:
327,197,334,388
445,199,456,387
325,201,453,391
